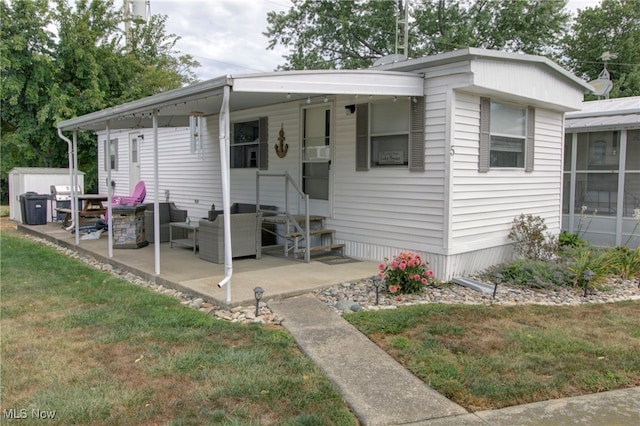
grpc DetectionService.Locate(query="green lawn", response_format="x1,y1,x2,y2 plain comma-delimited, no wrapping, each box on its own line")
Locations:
1,232,357,425
345,301,640,411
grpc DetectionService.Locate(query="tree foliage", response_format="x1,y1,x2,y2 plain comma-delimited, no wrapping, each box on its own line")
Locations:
561,0,640,99
265,0,571,70
0,0,199,198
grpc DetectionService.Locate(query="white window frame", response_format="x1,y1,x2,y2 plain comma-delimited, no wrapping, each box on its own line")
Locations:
104,138,118,171
480,97,534,172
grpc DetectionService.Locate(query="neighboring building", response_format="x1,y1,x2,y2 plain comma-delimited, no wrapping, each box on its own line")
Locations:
58,48,591,279
563,96,640,249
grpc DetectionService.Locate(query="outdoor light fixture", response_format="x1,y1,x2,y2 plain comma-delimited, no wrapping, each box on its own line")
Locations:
253,286,264,316
492,272,503,299
306,97,311,104
323,96,329,103
371,275,382,305
583,270,594,297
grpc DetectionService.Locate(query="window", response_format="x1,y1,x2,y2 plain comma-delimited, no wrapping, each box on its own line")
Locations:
479,98,534,172
370,99,410,167
231,118,268,169
355,97,424,172
104,138,118,171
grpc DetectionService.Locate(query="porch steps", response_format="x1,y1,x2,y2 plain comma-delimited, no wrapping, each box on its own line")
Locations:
286,229,335,239
262,214,344,261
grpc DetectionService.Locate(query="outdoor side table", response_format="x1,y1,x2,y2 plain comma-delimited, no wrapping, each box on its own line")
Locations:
169,221,199,254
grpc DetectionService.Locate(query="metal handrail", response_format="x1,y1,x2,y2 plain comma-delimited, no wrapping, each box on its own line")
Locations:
257,171,311,262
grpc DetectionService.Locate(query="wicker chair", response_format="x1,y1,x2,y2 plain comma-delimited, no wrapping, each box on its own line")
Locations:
144,202,187,243
198,212,262,263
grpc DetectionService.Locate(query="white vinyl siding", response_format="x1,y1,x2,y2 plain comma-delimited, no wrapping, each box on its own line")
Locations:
449,91,564,254
330,94,446,253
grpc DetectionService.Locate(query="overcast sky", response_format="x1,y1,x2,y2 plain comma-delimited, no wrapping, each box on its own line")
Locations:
145,0,602,81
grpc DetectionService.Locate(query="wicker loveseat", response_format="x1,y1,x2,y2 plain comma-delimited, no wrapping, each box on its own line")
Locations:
144,202,188,243
207,203,278,246
198,212,263,263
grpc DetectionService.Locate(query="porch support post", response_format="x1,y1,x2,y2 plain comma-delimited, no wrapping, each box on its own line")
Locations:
616,129,627,246
57,128,79,244
153,111,161,275
217,84,233,303
568,132,578,233
106,121,113,258
72,131,80,245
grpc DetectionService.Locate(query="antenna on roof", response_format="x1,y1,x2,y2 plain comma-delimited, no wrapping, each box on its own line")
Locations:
395,0,409,58
587,52,617,99
373,1,409,67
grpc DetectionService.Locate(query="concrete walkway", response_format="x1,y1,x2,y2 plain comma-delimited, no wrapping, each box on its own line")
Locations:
269,294,640,426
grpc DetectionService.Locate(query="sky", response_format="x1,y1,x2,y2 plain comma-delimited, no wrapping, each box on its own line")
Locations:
145,0,603,82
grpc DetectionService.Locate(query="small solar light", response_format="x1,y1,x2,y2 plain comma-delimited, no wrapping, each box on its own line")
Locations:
253,287,264,316
492,272,503,299
372,275,383,305
583,270,594,297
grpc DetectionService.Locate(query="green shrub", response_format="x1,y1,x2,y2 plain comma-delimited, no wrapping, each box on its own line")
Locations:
508,214,558,261
564,246,611,288
558,231,585,249
603,246,640,280
483,259,572,289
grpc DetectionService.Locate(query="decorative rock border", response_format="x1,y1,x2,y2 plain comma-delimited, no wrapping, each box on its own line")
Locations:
315,276,640,314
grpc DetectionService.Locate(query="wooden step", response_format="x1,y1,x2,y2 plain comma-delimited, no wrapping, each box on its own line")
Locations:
287,229,335,239
308,243,345,253
263,215,325,225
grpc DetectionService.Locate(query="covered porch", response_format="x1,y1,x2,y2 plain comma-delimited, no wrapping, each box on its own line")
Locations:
56,70,423,303
17,221,377,307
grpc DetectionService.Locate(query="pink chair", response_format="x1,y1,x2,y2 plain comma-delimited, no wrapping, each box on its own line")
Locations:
112,181,146,206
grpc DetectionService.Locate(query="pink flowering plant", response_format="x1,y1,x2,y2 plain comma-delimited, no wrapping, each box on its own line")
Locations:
378,252,434,295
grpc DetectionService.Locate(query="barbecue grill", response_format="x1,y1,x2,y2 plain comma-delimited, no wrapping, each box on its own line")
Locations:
50,185,81,221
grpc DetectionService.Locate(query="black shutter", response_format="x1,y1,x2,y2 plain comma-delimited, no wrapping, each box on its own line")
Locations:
409,97,425,172
479,97,491,173
525,107,535,173
259,117,268,170
355,104,369,171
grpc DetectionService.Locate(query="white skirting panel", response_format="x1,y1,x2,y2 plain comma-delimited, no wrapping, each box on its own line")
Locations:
338,239,514,281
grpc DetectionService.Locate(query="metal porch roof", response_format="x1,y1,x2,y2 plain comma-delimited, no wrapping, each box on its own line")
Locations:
565,96,640,131
56,70,425,132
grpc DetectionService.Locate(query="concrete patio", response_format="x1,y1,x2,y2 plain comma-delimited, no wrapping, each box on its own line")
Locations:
17,221,378,307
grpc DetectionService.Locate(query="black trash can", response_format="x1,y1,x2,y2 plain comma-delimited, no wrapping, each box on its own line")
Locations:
20,192,49,225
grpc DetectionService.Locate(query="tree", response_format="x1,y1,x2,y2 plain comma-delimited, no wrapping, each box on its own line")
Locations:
562,0,640,99
265,0,572,70
0,0,199,199
265,0,399,70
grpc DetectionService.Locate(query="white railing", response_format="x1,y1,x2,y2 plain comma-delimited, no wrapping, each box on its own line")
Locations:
257,171,311,263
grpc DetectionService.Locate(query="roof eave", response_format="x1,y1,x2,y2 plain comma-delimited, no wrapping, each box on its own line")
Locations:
57,76,231,131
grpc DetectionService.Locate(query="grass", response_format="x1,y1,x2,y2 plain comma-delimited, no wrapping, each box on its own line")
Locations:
0,232,357,425
345,302,640,412
0,205,9,217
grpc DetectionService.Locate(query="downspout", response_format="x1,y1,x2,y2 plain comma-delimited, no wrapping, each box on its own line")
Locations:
106,122,113,258
217,84,232,303
72,131,80,242
57,128,79,245
152,111,161,275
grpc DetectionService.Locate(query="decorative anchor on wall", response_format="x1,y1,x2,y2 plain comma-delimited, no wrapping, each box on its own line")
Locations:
274,123,288,158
